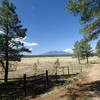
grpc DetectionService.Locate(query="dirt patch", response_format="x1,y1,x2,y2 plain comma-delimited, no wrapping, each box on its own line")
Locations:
31,88,67,100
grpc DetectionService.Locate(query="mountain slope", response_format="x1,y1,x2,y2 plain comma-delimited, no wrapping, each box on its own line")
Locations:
43,51,72,55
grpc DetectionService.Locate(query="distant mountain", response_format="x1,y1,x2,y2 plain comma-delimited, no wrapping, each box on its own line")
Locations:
43,51,72,56
23,51,72,58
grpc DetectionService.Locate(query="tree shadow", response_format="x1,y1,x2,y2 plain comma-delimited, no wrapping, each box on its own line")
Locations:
78,80,100,98
0,73,78,100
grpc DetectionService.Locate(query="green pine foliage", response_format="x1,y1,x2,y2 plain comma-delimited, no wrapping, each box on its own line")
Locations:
96,40,100,57
0,0,30,83
73,40,92,63
66,0,100,41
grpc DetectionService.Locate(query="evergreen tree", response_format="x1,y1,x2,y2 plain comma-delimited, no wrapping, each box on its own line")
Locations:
0,0,30,83
73,41,81,64
81,41,93,64
66,0,100,41
73,40,92,64
96,40,100,57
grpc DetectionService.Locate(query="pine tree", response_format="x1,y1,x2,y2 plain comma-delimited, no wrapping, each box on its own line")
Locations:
73,40,92,64
81,41,93,64
66,0,100,41
0,0,30,83
73,41,81,64
96,40,100,57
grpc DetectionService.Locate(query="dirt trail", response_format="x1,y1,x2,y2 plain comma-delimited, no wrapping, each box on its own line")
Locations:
31,89,67,100
78,64,100,100
88,64,100,82
31,64,100,100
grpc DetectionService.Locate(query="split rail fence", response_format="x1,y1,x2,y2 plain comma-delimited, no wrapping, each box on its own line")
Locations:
0,70,48,100
0,65,83,100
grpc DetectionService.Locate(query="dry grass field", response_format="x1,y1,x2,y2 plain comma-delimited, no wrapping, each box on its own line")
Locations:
0,56,100,78
0,56,100,100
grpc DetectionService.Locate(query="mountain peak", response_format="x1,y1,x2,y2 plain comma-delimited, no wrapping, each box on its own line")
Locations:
43,50,72,56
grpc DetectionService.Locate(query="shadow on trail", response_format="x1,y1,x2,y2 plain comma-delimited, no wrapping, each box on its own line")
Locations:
0,74,78,100
78,80,100,98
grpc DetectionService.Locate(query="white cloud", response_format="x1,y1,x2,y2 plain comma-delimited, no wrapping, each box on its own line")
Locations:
23,41,38,47
29,48,33,51
63,49,73,54
92,49,96,53
0,31,38,47
22,36,27,41
0,30,4,34
13,37,39,47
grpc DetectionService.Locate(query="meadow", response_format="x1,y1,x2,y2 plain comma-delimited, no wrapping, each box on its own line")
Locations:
0,56,100,100
0,56,99,79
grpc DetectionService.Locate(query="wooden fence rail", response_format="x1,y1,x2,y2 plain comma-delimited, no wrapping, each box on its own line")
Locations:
0,65,83,100
0,70,49,100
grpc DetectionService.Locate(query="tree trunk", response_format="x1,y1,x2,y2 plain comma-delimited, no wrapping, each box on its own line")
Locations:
4,23,9,83
55,66,58,81
4,59,9,83
86,52,89,64
78,54,80,64
4,38,9,83
86,56,89,64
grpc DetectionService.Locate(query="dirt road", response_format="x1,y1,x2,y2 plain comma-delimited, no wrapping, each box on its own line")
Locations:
31,64,100,100
88,64,100,82
80,64,100,100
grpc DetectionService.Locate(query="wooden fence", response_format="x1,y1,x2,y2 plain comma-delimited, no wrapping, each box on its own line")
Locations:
0,65,83,100
0,70,49,100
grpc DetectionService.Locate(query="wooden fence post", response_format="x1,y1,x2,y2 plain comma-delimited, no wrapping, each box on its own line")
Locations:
67,66,70,75
62,67,64,75
46,70,49,88
55,67,58,82
23,74,27,97
72,66,73,74
80,65,82,73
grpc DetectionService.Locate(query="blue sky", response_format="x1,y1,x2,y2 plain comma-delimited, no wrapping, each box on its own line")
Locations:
11,0,97,55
